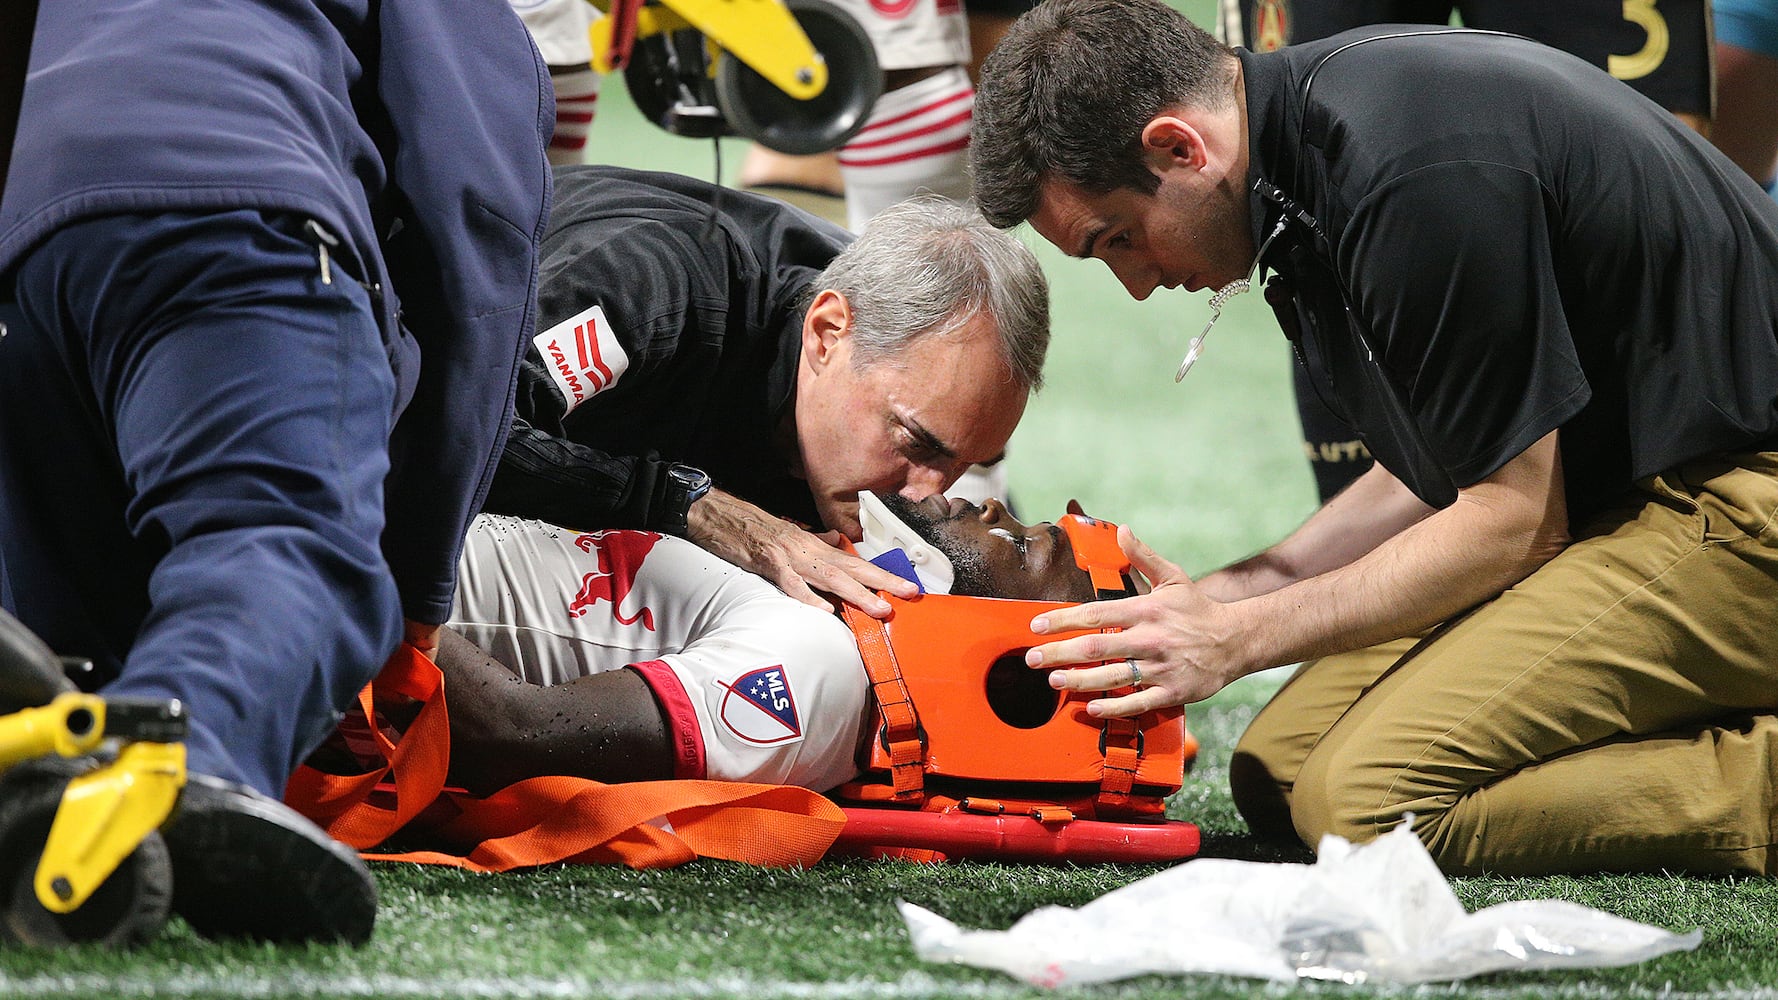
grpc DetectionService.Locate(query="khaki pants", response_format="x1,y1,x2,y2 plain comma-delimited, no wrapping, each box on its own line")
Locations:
1230,450,1778,875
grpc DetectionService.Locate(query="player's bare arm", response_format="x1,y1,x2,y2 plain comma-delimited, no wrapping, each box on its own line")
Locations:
433,627,673,794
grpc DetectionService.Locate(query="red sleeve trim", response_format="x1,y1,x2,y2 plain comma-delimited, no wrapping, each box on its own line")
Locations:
627,660,706,779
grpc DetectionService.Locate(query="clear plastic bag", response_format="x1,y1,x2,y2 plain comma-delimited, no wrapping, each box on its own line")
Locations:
899,823,1701,988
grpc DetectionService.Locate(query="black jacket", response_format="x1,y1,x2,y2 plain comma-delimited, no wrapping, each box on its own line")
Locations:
485,166,854,532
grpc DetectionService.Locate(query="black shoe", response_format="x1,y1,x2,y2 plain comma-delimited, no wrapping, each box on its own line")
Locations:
161,773,376,945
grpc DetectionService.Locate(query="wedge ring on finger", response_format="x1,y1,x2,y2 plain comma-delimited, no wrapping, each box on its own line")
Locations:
1126,659,1142,688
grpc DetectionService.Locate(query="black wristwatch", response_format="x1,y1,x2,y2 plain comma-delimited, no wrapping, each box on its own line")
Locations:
657,463,713,537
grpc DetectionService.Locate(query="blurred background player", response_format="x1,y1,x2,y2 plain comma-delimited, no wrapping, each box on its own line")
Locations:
1216,0,1717,502
511,0,1030,222
1219,0,1714,129
510,0,603,165
739,0,1038,231
1712,0,1778,198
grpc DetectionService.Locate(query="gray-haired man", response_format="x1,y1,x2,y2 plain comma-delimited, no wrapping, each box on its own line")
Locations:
485,165,1051,618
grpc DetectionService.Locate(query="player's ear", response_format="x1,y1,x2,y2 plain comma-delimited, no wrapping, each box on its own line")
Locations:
1140,114,1206,171
802,289,853,373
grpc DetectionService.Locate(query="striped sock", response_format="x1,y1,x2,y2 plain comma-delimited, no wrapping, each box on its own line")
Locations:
549,67,601,166
837,65,974,230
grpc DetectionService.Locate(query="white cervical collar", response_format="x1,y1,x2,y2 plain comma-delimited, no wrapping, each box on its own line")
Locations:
853,491,954,595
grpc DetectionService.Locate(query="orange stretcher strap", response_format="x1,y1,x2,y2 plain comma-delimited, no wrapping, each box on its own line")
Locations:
367,777,845,872
285,644,845,871
1097,714,1142,812
839,604,926,802
285,643,449,848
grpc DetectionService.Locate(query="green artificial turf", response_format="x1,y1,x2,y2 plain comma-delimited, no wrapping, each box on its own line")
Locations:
3,2,1773,995
3,673,1772,999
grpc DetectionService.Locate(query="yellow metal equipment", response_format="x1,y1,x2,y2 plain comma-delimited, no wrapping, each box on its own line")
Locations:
1,611,186,947
590,0,881,155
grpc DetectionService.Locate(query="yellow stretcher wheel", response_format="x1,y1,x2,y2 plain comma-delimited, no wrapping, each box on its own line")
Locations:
715,0,882,155
0,775,172,947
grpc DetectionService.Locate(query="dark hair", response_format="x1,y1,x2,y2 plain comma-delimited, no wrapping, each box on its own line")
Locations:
970,0,1236,228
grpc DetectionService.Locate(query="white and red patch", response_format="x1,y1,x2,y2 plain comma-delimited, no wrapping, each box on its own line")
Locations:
533,303,629,414
713,666,803,746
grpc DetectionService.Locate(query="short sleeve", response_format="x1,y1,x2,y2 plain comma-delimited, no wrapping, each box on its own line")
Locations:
1343,161,1591,487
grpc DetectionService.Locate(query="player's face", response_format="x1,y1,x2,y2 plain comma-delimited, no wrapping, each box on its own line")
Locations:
1029,172,1253,302
881,494,1097,603
794,301,1028,540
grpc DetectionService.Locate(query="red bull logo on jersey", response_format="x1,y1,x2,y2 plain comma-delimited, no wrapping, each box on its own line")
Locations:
566,530,662,630
715,665,803,746
533,303,630,415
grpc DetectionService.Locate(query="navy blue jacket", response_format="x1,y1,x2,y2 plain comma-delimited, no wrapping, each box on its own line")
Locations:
0,0,555,624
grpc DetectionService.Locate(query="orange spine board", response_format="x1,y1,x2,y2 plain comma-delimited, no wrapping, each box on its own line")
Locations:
860,593,1190,792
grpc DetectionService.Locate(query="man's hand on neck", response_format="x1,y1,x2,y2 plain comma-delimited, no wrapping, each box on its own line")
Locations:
686,487,920,618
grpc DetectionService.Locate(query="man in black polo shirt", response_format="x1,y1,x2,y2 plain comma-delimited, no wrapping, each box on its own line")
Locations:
968,0,1778,874
1217,0,1718,502
485,166,1051,619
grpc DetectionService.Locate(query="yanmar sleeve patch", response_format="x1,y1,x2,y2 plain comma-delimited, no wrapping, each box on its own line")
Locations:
532,303,630,414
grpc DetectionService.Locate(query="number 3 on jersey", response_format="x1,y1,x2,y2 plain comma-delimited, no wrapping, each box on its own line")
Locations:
1611,0,1669,81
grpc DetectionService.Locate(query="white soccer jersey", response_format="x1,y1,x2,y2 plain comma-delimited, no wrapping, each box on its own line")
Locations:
450,514,870,792
830,0,970,70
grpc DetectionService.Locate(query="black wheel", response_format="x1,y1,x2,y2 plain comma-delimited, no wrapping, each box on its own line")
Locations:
715,0,882,155
623,25,727,139
0,777,173,947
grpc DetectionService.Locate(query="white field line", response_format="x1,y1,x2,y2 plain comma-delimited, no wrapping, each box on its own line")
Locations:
2,973,1778,1000
0,972,1007,1000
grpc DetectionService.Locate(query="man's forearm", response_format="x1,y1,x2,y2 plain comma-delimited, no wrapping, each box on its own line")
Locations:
1199,463,1435,602
1217,432,1571,675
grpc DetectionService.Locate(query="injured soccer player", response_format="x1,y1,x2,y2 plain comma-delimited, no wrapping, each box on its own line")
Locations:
438,492,1121,796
